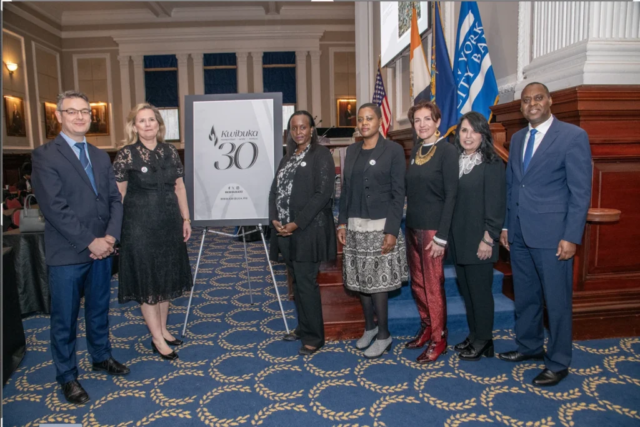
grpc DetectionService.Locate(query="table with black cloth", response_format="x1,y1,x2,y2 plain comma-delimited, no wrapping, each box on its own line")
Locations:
3,247,26,384
3,228,50,314
2,228,120,315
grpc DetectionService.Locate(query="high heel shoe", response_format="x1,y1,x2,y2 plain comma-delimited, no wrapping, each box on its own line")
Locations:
454,337,472,352
459,340,494,362
416,339,448,364
151,341,179,360
165,338,184,346
405,323,432,349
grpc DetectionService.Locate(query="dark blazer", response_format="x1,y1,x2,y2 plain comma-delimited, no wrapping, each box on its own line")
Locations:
31,134,123,266
269,143,337,263
338,136,405,236
505,118,592,248
450,160,506,265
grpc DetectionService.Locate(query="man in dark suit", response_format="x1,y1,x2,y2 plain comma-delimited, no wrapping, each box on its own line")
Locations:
499,82,592,386
32,90,129,405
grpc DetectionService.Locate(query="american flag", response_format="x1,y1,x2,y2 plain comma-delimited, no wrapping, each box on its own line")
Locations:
372,65,392,137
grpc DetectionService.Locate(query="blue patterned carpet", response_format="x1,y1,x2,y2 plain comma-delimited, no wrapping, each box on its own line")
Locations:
3,227,640,427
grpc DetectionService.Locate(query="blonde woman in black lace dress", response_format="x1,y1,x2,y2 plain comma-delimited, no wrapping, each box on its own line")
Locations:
113,103,192,361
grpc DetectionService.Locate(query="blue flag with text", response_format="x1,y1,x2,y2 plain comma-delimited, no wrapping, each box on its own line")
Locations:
453,1,499,121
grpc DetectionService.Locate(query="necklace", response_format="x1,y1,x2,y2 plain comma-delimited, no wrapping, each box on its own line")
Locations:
415,143,437,166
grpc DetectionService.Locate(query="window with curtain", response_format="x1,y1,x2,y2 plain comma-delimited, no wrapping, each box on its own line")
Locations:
263,52,297,133
144,55,180,141
204,53,237,94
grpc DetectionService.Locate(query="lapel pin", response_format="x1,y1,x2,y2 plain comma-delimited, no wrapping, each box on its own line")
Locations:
370,159,376,166
301,162,307,167
141,167,148,173
411,159,415,165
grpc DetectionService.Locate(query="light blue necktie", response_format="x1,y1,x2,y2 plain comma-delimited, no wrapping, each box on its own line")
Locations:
75,142,97,194
522,128,538,172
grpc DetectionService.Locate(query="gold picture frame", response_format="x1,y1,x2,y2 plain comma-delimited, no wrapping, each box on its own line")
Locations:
43,102,61,139
87,102,110,136
336,98,357,128
4,95,27,137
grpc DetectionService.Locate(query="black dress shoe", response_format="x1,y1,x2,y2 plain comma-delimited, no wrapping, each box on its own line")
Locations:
459,340,494,361
92,357,131,375
454,338,472,352
165,338,184,346
151,341,179,360
283,331,301,342
61,380,90,405
497,350,545,362
298,345,321,356
532,368,569,386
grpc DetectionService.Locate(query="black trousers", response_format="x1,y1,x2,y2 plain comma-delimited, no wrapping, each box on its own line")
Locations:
455,262,494,344
278,237,324,348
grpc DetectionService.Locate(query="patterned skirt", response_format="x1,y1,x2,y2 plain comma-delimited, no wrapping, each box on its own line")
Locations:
343,218,409,294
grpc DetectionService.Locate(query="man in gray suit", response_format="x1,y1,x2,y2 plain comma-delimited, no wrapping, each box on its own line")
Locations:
32,90,129,405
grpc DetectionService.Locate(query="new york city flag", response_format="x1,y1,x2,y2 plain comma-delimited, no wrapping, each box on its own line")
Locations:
453,1,499,121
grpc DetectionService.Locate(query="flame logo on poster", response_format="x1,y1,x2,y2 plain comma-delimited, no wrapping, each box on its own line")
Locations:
209,125,259,170
209,125,219,146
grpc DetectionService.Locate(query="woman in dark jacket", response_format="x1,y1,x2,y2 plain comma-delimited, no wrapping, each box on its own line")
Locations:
404,101,459,364
450,111,506,361
337,103,408,359
269,111,337,356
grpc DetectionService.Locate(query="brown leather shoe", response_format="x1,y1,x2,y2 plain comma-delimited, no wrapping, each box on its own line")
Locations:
417,339,448,364
405,324,432,349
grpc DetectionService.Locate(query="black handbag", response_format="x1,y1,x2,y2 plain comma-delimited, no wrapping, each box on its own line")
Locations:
19,194,45,233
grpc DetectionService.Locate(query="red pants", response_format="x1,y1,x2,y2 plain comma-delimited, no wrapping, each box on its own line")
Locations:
406,228,447,342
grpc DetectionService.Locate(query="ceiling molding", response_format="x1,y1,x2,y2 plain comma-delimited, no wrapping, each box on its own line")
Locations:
111,26,329,56
145,2,172,18
4,3,62,38
59,4,354,27
63,24,352,40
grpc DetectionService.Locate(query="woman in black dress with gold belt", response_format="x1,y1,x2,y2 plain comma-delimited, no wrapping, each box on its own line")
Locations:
113,103,193,361
450,111,506,361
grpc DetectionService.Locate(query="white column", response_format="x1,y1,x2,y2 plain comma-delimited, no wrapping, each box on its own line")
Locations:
251,52,263,93
236,52,249,94
192,52,204,95
516,1,640,97
176,53,189,144
355,2,375,106
295,50,308,111
309,50,322,123
118,55,132,127
132,55,145,104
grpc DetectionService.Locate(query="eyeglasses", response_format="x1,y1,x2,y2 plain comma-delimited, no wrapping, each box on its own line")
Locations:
59,109,92,117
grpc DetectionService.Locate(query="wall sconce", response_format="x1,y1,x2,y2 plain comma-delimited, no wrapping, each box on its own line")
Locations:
4,62,18,76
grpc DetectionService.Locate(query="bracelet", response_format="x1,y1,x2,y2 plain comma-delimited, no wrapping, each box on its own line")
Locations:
432,239,446,248
481,237,494,247
183,218,191,223
337,225,346,230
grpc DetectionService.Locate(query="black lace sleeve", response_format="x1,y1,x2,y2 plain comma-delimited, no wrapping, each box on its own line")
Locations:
168,144,184,178
113,147,132,182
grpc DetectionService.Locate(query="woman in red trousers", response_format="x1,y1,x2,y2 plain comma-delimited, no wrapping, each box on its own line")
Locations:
404,101,459,363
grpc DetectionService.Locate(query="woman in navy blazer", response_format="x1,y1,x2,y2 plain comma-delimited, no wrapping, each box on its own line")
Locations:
337,103,408,359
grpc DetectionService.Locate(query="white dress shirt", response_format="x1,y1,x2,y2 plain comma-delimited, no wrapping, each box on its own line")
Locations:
522,115,554,162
